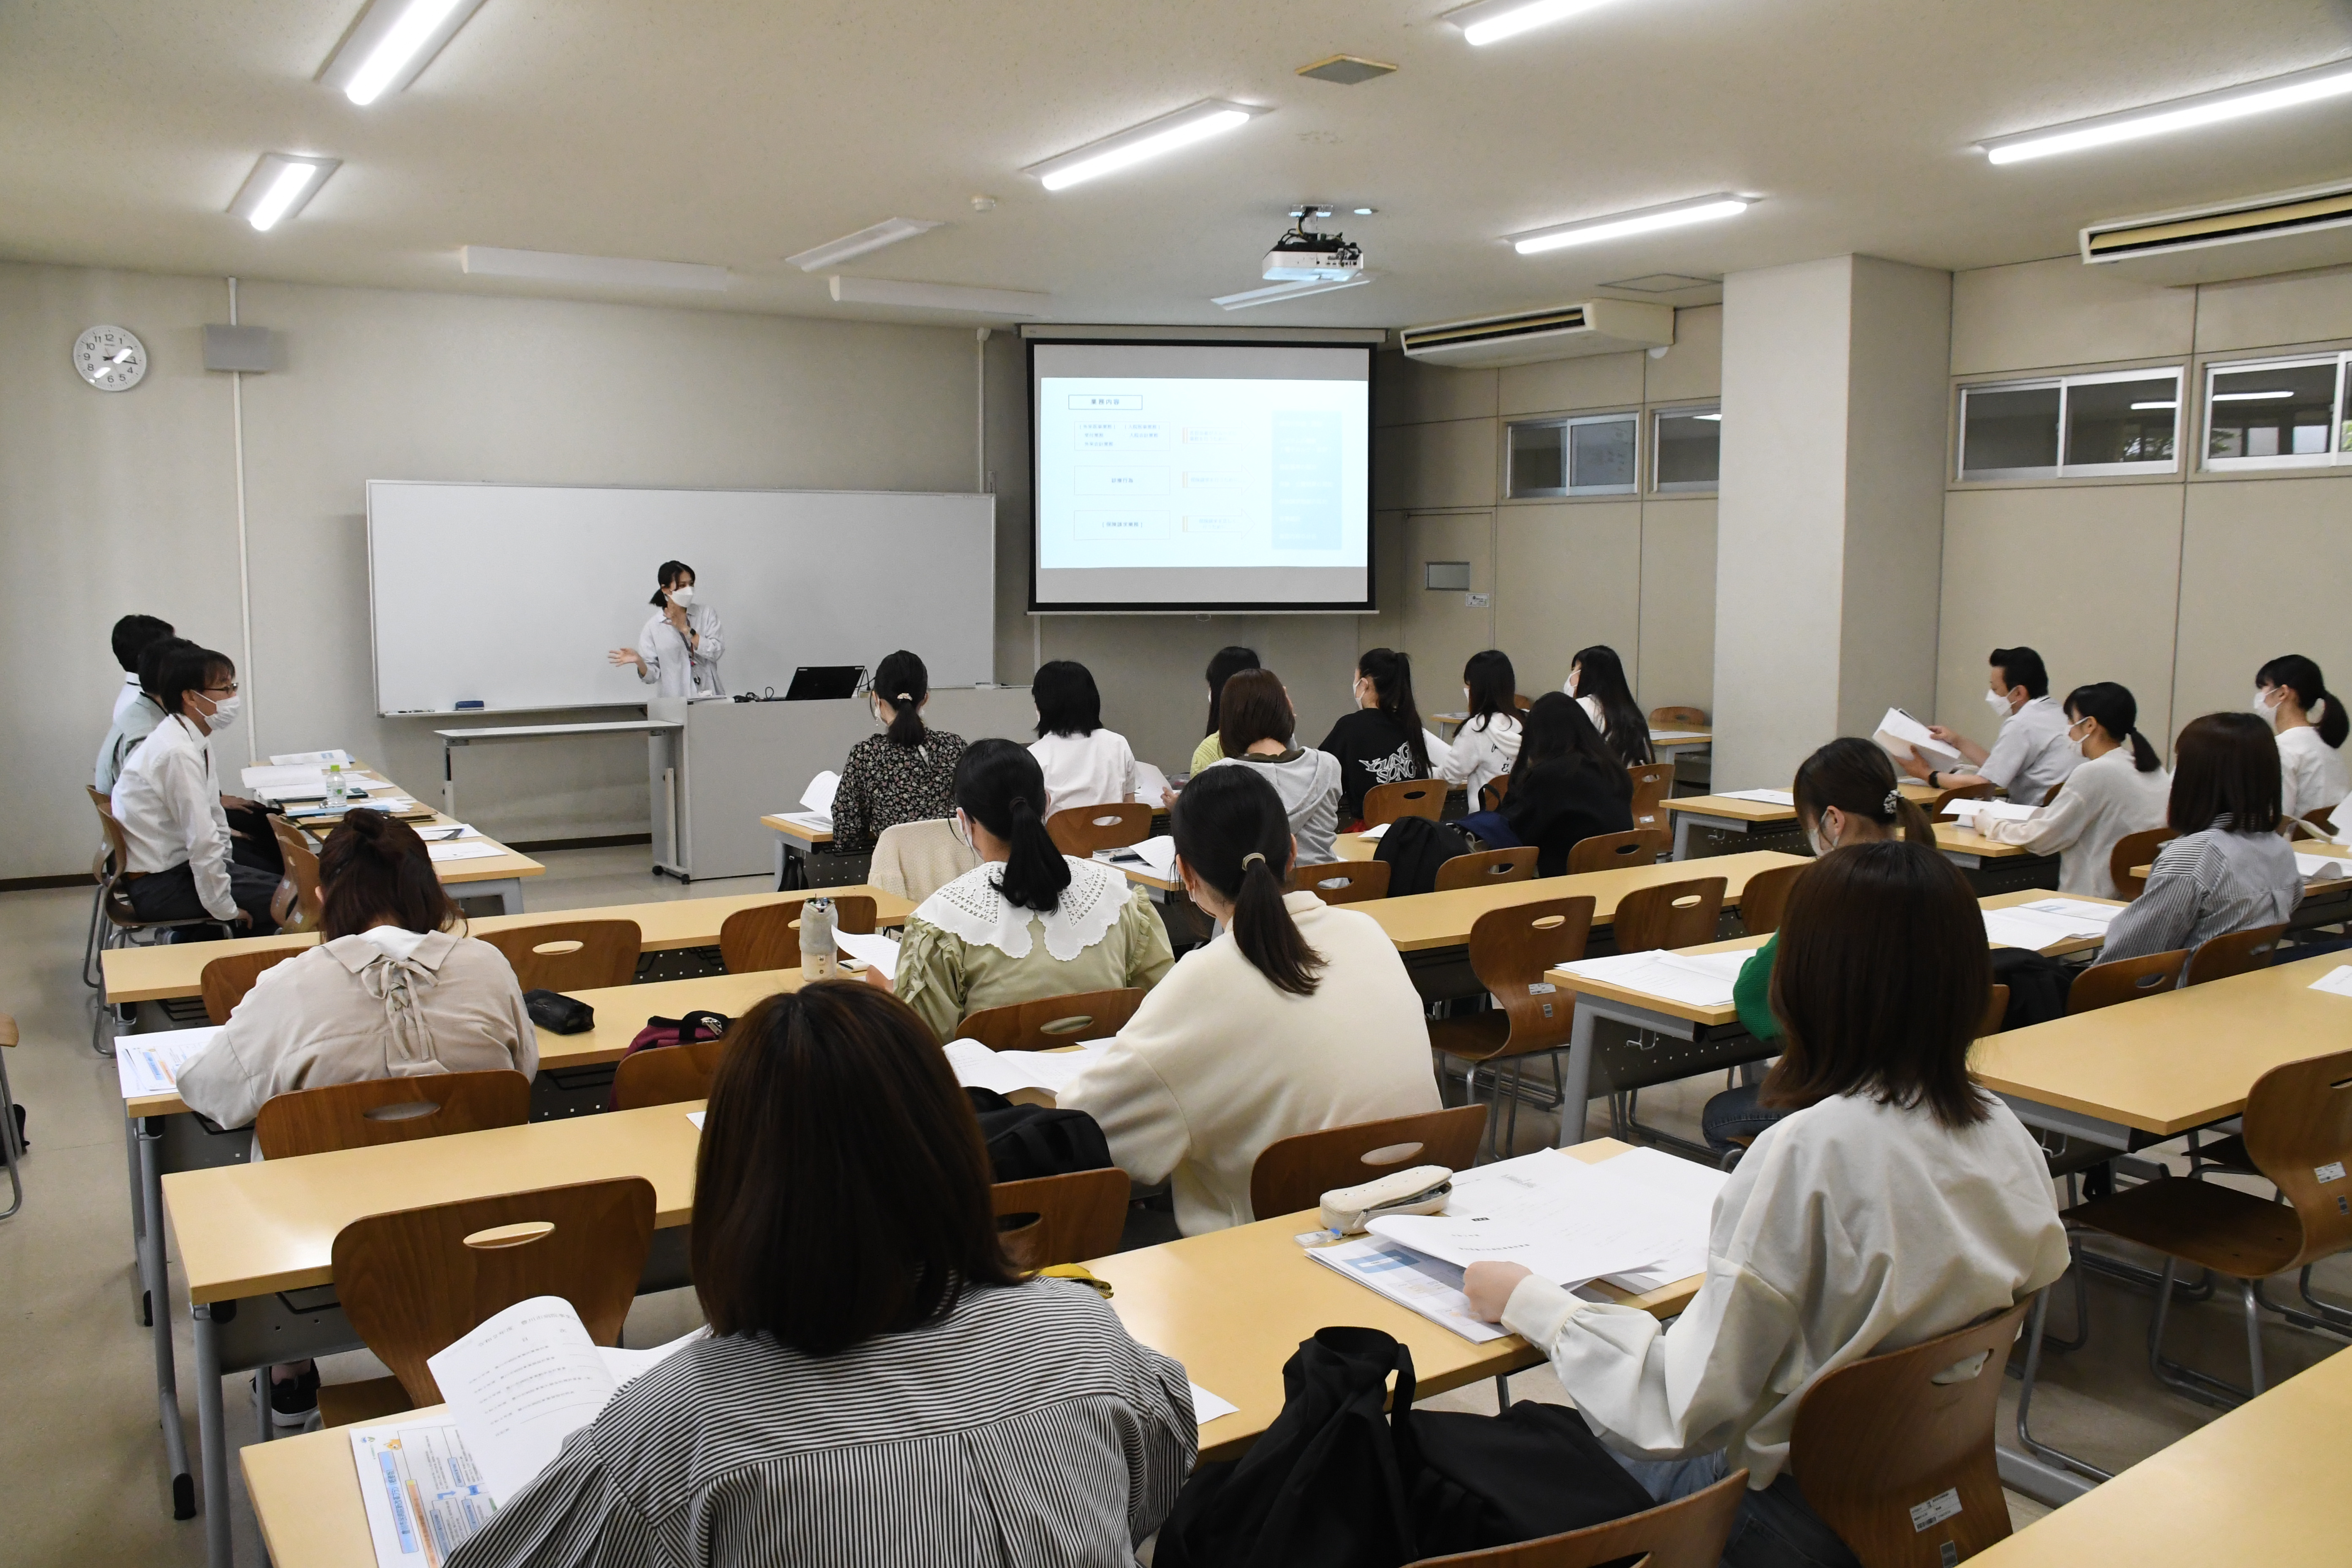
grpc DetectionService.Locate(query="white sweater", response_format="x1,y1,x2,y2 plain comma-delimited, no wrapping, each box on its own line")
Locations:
1441,712,1522,801
1985,745,2171,897
2276,724,2349,822
1059,890,1441,1235
1501,1092,2068,1488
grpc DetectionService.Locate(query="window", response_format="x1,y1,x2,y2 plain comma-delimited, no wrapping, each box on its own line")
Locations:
1506,412,1638,497
1957,368,2182,480
1506,421,1564,496
2204,355,2346,470
1652,406,1720,491
1957,383,2060,479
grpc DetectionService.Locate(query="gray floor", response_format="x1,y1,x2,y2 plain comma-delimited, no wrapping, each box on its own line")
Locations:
2,845,2342,1563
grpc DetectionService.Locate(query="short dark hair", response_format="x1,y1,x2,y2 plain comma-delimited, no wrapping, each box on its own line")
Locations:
1792,737,1935,846
319,811,460,941
1218,668,1295,757
873,650,930,748
1203,645,1260,738
2168,712,2280,835
691,983,1019,1355
1463,650,1517,731
953,738,1070,915
112,614,174,673
1172,763,1321,996
2062,682,2161,773
1990,646,2049,700
1031,660,1103,738
649,560,694,607
154,643,234,720
1763,840,1993,1130
137,636,197,699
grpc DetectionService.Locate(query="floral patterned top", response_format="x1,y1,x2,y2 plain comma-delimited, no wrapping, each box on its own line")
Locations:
830,730,966,853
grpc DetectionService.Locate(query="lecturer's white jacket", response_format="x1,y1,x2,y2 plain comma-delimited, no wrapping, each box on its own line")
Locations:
635,604,725,698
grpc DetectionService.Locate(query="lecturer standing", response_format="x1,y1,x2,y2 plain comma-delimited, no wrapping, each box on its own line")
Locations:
609,559,725,698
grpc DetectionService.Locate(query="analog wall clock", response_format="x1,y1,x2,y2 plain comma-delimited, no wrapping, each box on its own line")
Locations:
75,324,147,391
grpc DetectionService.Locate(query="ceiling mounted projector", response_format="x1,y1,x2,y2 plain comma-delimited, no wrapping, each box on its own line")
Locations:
1263,204,1365,282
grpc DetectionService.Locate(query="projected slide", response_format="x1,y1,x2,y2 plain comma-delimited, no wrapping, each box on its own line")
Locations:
1032,342,1371,610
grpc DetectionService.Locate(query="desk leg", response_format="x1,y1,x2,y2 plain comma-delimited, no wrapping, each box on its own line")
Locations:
443,739,458,821
773,836,786,893
126,1116,148,1323
459,878,524,916
1553,1005,1599,1148
193,1303,231,1568
139,1118,195,1516
1671,815,1693,862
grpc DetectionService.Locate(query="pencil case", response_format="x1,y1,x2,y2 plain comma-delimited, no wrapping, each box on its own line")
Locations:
1319,1165,1455,1235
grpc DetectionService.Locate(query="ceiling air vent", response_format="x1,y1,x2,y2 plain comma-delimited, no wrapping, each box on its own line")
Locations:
2081,180,2352,286
1399,299,1673,369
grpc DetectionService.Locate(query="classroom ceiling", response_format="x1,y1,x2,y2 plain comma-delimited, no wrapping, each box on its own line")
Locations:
4,1,2351,332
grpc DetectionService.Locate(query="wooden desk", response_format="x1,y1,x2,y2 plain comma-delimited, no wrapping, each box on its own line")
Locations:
276,766,544,914
759,810,890,893
1359,850,1804,953
1662,794,1800,861
1646,726,1713,758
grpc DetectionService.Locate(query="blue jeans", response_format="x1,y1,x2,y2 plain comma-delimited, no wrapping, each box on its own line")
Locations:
1701,1083,1787,1155
1612,1448,1860,1568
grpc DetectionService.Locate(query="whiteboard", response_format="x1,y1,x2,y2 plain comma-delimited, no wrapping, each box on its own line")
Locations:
366,482,996,716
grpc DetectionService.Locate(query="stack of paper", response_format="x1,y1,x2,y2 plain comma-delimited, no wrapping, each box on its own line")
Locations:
1980,898,2118,951
416,823,486,842
1716,788,1794,807
1100,835,1178,878
2293,852,2352,883
115,1026,223,1099
833,928,901,980
942,1037,1111,1099
1357,822,1391,842
270,749,354,767
427,840,507,863
2311,966,2352,999
779,771,840,832
1650,729,1709,742
1944,798,2038,829
1558,948,1751,1009
1872,708,1960,770
240,765,326,797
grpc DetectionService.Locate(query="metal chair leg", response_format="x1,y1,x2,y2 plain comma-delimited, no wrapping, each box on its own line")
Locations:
0,1044,23,1221
2146,1255,2257,1408
83,879,107,988
2014,1284,2111,1482
1494,1373,1512,1409
1503,1062,1523,1156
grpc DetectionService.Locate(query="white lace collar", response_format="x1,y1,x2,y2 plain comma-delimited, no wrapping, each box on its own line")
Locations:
913,856,1131,961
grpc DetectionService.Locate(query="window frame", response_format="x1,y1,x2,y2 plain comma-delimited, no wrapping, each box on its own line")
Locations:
2200,352,2347,473
1650,403,1722,494
2058,365,2183,478
1956,377,2063,481
1504,410,1641,499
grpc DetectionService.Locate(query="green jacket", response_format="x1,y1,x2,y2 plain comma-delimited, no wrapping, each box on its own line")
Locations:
1733,931,1782,1043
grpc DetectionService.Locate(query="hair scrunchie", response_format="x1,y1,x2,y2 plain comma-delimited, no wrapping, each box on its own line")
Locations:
1240,851,1267,869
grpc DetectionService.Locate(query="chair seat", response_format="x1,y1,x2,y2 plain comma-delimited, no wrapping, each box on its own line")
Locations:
2066,1176,2304,1281
1426,1010,1510,1064
316,1375,414,1429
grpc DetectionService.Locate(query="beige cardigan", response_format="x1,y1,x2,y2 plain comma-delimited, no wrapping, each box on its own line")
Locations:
177,930,537,1130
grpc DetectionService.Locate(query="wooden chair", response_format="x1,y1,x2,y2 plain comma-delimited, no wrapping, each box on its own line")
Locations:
1363,779,1446,828
611,1036,727,1111
2183,923,2286,987
1566,828,1671,875
84,785,236,974
1647,705,1708,730
253,1069,532,1160
991,1169,1131,1268
1432,847,1539,893
199,948,303,1025
268,817,324,935
718,896,877,974
1609,877,1727,952
1980,984,2010,1038
1930,779,1996,816
1478,775,1510,813
1627,762,1674,822
1734,863,1807,938
2108,827,2177,901
2288,805,2338,841
1426,898,1598,1156
2040,781,2066,806
1513,693,1534,712
2064,949,2187,1015
479,918,642,992
1291,859,1391,904
1249,1104,1489,1220
1046,801,1154,856
321,1177,655,1424
1788,1298,2031,1568
961,988,1143,1052
1410,1467,1745,1568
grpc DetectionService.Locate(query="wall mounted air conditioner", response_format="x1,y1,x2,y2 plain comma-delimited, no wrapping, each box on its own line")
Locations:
1399,299,1674,369
2081,180,2352,286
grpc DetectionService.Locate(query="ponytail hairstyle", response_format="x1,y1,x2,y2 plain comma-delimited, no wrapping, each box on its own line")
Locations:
953,739,1071,914
872,649,931,749
1203,645,1261,738
1569,645,1654,765
2257,654,2347,749
1356,648,1430,776
1172,765,1323,996
1505,692,1631,801
1791,738,1935,847
2063,682,2161,773
1463,650,1517,734
319,810,460,941
650,559,693,607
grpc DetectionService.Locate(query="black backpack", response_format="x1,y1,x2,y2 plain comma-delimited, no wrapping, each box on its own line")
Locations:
1990,947,2073,1031
1156,1326,1655,1568
964,1087,1113,1182
1375,816,1475,898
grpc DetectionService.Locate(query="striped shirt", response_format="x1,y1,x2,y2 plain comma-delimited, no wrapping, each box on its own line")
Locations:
446,1279,1197,1568
2099,817,2302,966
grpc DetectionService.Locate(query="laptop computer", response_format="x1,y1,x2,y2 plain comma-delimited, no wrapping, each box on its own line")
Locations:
783,665,867,701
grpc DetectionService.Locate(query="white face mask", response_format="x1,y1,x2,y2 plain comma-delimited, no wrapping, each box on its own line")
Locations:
2252,687,2282,726
1565,670,1580,697
666,584,694,607
1805,820,1836,858
203,694,242,734
1984,686,2014,717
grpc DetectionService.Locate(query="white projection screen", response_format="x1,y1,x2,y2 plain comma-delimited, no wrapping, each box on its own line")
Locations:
1029,340,1372,612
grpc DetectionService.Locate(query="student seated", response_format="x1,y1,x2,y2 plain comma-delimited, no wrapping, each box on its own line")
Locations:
1564,644,1653,766
1318,647,1439,827
109,642,281,933
2098,712,2302,966
1465,840,2069,1567
106,612,174,727
830,649,966,853
2254,654,2348,825
882,740,1173,1045
1485,693,1634,877
1981,682,2170,897
1026,659,1138,816
447,984,1197,1568
1059,765,1440,1235
1441,649,1523,802
1900,644,2076,804
1203,668,1342,864
1187,643,1261,781
95,632,185,795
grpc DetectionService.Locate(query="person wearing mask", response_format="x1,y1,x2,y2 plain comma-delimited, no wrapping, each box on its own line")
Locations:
879,740,1173,1045
2097,712,2303,967
106,613,174,727
109,643,281,933
1443,650,1524,803
1203,669,1343,864
1318,647,1442,827
1464,841,2069,1568
446,984,1197,1568
2253,654,2349,826
96,633,188,794
1901,645,2076,804
1187,645,1261,780
830,650,966,854
1059,766,1441,1235
1483,693,1635,878
1981,683,2170,897
608,560,724,699
1564,645,1653,767
1026,660,1138,816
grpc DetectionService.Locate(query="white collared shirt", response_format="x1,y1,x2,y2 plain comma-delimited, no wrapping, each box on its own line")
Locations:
635,604,725,698
2276,725,2349,821
111,714,237,919
113,672,144,725
1974,695,2076,803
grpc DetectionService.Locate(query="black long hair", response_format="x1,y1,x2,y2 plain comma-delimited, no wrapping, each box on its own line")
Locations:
1507,691,1630,800
953,739,1072,913
2063,683,2162,772
1203,645,1261,739
873,649,931,749
2258,655,2347,749
1172,765,1322,996
1791,738,1936,846
1463,650,1518,735
1357,648,1430,776
1570,645,1652,765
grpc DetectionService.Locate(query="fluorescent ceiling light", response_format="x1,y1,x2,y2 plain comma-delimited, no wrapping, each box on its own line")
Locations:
2210,389,2295,401
785,218,942,272
828,276,1051,318
460,245,729,291
1212,274,1376,311
1692,413,1722,421
1024,100,1263,192
322,0,489,105
228,154,340,231
2130,400,2179,410
1510,194,1754,255
1443,0,1620,47
1980,57,2352,165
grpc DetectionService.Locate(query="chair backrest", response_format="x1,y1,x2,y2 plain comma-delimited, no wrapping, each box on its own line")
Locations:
1460,896,1598,1061
2292,804,2339,841
1363,778,1446,828
2065,948,2188,1015
1249,1104,1489,1220
199,947,304,1025
1930,779,1997,816
478,918,642,992
2109,827,2177,901
1479,774,1510,813
1513,692,1534,712
268,817,324,934
1647,705,1708,730
254,1069,532,1160
2240,1048,2352,1270
86,787,145,926
867,817,980,902
1611,876,1728,952
1407,1467,1746,1568
1627,762,1674,814
991,1168,1131,1268
1290,859,1392,905
332,1177,656,1405
718,896,877,974
611,1036,728,1111
1567,828,1671,876
2182,922,2286,986
1788,1298,2031,1568
1979,984,2010,1037
1046,801,1154,855
1433,847,1540,893
2040,781,2065,806
1735,863,1808,938
961,987,1144,1052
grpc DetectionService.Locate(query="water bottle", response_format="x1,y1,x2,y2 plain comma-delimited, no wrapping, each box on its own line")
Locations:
799,897,837,981
324,762,348,811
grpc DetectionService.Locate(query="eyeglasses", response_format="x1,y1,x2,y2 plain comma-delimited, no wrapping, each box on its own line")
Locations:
203,682,240,696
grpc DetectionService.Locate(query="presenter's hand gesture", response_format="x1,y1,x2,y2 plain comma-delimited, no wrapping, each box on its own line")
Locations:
609,648,647,674
663,599,690,633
